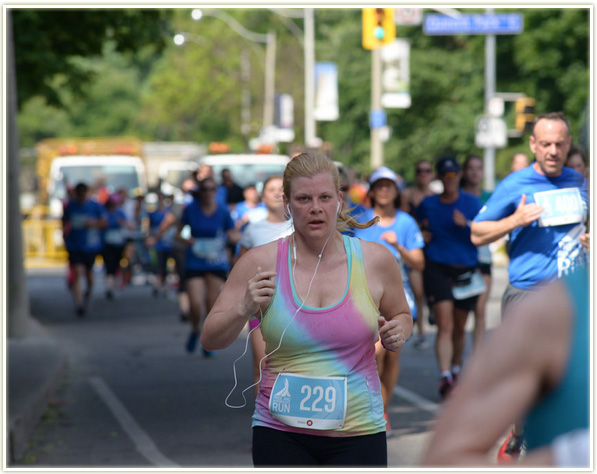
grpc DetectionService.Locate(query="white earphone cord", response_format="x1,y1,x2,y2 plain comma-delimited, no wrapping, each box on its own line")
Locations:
225,219,337,409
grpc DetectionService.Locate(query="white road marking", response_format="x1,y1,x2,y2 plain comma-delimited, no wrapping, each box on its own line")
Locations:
394,385,440,414
89,376,179,467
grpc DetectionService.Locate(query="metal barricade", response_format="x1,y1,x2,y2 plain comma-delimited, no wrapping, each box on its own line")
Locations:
22,215,68,267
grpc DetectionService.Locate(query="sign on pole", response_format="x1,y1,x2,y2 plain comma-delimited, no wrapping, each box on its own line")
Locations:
475,116,507,149
381,39,411,108
423,13,523,35
314,62,339,121
395,8,423,26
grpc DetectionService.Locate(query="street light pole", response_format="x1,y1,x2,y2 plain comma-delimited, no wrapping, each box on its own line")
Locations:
264,31,276,130
192,9,276,130
484,7,497,191
303,8,317,147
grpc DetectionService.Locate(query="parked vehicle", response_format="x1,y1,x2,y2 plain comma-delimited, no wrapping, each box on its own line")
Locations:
36,137,147,218
198,153,290,193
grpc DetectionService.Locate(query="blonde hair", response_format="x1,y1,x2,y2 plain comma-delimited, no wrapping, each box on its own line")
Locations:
283,152,378,232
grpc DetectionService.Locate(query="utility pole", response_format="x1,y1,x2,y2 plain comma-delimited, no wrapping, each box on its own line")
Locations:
484,7,497,191
304,8,316,146
263,30,276,129
240,49,251,138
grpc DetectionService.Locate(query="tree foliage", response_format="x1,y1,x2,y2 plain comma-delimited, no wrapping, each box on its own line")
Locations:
14,7,589,183
12,8,171,108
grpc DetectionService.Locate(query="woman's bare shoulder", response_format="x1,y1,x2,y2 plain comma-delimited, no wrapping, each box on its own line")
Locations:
234,239,281,274
358,239,396,268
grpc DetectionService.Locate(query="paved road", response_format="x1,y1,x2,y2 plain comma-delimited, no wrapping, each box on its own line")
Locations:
13,263,508,469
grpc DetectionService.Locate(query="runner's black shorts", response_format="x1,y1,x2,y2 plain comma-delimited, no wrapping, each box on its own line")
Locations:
252,426,387,467
185,269,228,281
423,259,479,311
68,250,98,270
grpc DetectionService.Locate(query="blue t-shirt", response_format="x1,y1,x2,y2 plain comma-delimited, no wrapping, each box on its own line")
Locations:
63,199,107,253
415,192,482,267
473,165,589,289
103,208,127,247
231,201,267,226
354,209,424,319
149,207,175,252
180,200,235,272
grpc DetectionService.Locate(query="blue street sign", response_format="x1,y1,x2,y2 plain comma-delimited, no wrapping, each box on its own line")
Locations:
423,13,523,35
369,109,387,129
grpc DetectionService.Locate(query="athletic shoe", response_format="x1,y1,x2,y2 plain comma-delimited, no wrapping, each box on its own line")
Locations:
76,305,86,318
384,412,393,438
438,376,454,399
202,348,216,359
497,430,524,463
414,335,429,350
186,331,199,353
106,290,114,300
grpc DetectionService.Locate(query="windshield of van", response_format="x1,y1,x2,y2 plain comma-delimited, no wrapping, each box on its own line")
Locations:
52,165,141,201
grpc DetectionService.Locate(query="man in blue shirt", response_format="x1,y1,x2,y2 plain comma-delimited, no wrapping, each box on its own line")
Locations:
63,182,107,316
471,112,590,462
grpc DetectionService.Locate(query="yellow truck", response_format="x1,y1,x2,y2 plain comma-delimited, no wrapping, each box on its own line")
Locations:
24,137,147,266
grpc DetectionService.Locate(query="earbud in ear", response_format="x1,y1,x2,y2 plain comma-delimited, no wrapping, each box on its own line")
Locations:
286,204,292,216
337,202,341,213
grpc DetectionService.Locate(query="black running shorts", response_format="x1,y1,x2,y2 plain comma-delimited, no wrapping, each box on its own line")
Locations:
252,426,387,467
423,259,479,311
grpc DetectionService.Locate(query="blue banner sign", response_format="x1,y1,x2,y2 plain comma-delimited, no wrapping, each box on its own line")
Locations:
369,109,387,129
423,13,523,35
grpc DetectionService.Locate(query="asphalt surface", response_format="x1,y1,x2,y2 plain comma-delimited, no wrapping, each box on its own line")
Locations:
8,263,509,470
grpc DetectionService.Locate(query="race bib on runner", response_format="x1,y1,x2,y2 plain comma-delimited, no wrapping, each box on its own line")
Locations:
104,228,124,245
534,188,584,227
70,214,87,229
452,269,486,300
192,237,224,260
269,373,347,430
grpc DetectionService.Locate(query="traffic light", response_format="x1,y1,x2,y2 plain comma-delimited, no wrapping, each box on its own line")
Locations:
515,97,536,133
362,8,396,50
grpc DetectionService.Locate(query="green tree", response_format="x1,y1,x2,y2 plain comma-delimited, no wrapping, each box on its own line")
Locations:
12,8,171,108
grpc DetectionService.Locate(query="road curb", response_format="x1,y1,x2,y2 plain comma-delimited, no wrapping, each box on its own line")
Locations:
7,333,68,463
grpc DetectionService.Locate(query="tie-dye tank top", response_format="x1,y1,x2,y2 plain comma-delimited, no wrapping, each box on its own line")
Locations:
251,235,386,437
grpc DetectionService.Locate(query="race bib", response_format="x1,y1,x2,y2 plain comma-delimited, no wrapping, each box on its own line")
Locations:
192,237,224,260
534,188,584,227
70,213,87,229
87,229,101,249
478,244,492,265
452,269,486,300
269,373,347,430
104,228,124,245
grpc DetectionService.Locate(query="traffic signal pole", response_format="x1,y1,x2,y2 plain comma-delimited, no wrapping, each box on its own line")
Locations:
362,8,395,170
371,47,383,169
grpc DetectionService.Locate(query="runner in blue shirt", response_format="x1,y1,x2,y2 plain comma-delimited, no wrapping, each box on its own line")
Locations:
338,166,368,237
415,157,483,400
147,192,176,298
471,112,590,462
102,193,130,300
355,166,424,437
177,177,240,355
62,182,107,316
459,154,493,358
